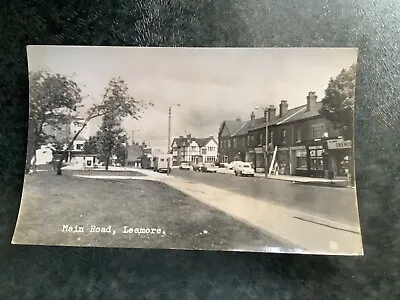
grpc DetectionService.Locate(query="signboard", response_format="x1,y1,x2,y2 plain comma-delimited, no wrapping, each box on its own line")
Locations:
254,147,264,154
327,139,352,150
309,145,323,150
290,146,306,151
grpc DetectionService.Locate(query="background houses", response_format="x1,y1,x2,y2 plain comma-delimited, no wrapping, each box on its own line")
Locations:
218,91,353,179
171,134,218,166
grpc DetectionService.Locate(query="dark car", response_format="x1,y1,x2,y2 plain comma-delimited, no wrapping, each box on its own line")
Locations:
193,163,204,172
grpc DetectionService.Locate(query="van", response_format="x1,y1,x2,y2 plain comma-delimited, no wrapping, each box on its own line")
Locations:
153,154,171,173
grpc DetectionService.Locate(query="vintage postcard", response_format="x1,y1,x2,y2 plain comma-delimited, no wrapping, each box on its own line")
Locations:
13,46,363,255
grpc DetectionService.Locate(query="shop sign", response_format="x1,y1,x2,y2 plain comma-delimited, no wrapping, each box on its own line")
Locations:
309,145,323,150
254,147,264,154
290,146,306,151
278,147,290,151
327,139,352,149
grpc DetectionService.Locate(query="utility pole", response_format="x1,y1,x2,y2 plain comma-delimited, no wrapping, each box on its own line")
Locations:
167,104,181,175
255,106,269,177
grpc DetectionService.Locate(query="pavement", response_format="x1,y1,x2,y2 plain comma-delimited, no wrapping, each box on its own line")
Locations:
215,168,350,187
73,166,363,255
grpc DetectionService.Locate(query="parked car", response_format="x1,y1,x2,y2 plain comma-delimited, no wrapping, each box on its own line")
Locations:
201,163,218,173
234,162,255,177
179,162,191,170
193,163,204,172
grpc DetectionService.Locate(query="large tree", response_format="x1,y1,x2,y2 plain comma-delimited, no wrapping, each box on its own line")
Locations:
26,71,83,173
97,113,126,170
83,136,100,154
56,77,153,174
319,64,357,140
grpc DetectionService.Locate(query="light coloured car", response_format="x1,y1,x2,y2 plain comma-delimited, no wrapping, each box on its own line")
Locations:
179,162,191,170
201,163,218,173
234,162,255,177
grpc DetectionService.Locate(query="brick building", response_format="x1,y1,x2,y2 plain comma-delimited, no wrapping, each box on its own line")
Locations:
218,92,353,178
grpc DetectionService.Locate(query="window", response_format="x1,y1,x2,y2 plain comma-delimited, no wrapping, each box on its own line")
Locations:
242,137,246,147
207,146,216,152
296,150,307,170
310,148,324,170
250,135,254,146
281,129,286,143
233,138,237,148
296,127,301,142
191,146,197,151
312,124,325,139
201,148,207,155
259,133,263,146
206,156,216,162
247,135,251,146
227,140,231,148
76,143,83,150
270,131,274,145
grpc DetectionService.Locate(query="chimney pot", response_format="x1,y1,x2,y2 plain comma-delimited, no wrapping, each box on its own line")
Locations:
306,92,317,111
279,100,289,118
267,105,277,121
251,111,256,127
236,117,241,122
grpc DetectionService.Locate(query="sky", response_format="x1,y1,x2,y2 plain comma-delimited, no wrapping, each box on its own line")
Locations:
27,46,358,152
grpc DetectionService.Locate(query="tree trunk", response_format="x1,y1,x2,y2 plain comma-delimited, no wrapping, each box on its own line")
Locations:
105,150,112,171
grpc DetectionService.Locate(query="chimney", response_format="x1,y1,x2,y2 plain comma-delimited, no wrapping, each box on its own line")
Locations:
279,100,289,118
250,111,255,127
236,117,241,122
306,92,317,111
267,105,276,121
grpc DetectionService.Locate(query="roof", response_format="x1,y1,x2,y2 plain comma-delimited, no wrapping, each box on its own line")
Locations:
172,136,217,148
231,117,265,137
222,120,247,136
248,102,323,131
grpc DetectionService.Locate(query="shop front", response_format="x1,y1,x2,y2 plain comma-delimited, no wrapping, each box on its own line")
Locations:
274,147,290,175
326,138,353,178
289,141,328,178
253,147,265,173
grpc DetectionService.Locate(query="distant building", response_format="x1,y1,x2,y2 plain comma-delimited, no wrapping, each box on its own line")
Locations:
171,134,218,166
126,142,144,167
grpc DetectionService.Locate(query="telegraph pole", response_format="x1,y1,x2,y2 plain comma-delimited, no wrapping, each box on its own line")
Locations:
167,104,181,175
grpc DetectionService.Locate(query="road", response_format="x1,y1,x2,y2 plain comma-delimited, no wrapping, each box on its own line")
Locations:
170,169,360,226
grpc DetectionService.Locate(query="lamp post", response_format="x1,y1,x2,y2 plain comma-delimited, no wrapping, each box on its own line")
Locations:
255,106,269,178
168,104,181,175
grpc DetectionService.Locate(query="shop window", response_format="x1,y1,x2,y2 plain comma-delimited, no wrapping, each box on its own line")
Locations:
296,150,307,170
310,148,324,170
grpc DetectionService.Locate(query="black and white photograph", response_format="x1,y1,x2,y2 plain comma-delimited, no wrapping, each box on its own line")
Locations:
13,46,362,255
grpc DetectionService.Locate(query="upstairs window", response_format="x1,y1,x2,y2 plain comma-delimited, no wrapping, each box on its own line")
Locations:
281,129,286,143
312,124,325,139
